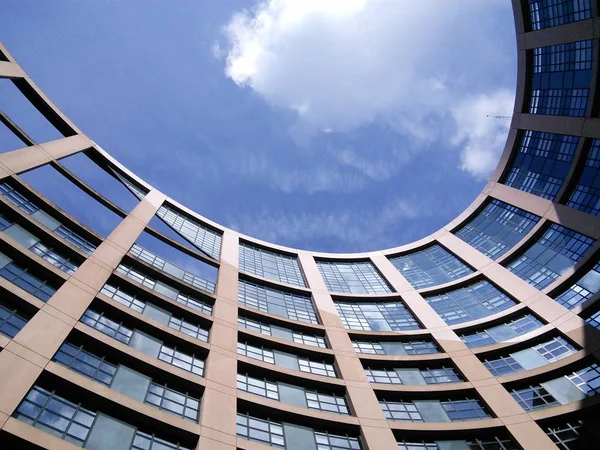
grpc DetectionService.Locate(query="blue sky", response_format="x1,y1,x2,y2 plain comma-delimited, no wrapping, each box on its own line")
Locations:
0,0,516,253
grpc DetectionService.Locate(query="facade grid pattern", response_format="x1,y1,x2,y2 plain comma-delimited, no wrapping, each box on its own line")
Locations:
454,199,540,259
505,223,594,289
156,205,222,259
335,301,420,331
0,302,28,338
388,245,473,289
317,260,394,294
527,0,592,31
239,242,306,287
567,140,600,216
461,314,544,348
503,131,578,200
238,279,318,324
425,281,515,325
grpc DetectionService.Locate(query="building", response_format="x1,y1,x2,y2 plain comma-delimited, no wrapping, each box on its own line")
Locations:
0,1,600,449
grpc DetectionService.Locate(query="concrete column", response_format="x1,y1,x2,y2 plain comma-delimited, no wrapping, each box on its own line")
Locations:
198,230,239,450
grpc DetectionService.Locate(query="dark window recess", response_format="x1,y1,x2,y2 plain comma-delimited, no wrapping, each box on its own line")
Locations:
503,131,577,200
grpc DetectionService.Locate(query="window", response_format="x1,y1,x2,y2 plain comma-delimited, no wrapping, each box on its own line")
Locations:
568,140,600,215
425,281,515,325
131,431,189,450
397,442,437,450
484,356,524,377
586,309,600,330
454,200,540,259
53,343,117,386
421,367,462,384
55,225,96,254
238,316,272,335
306,391,349,414
565,363,600,395
389,245,472,289
117,264,156,289
441,399,491,421
380,400,423,422
365,368,402,384
0,182,38,214
0,302,27,338
101,283,209,342
314,431,361,450
505,224,594,289
116,265,213,315
510,385,558,411
167,316,209,342
335,301,420,331
503,131,577,200
1,218,80,275
239,243,305,287
554,261,600,309
236,413,285,447
527,0,592,31
545,420,583,449
81,309,134,344
15,386,96,446
292,331,327,348
101,284,145,313
366,367,461,385
461,314,544,348
467,437,519,450
352,340,439,355
237,373,279,400
0,258,57,301
237,342,275,364
528,41,593,117
317,260,393,294
145,383,200,421
299,358,337,378
156,205,222,260
353,341,386,355
30,241,78,275
158,346,204,377
534,336,577,362
129,244,216,294
238,280,318,324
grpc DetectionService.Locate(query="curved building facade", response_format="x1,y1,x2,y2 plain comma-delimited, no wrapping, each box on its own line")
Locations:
1,1,600,449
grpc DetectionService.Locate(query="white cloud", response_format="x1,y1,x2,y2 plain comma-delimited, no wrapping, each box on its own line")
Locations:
218,0,514,179
452,90,515,178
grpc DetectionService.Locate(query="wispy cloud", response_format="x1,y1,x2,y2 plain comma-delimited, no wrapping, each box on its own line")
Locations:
217,0,514,179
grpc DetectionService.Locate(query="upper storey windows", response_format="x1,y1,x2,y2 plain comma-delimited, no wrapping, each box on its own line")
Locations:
567,139,600,215
527,0,592,31
317,260,393,295
238,279,318,324
156,205,221,260
504,223,595,290
454,200,540,260
503,131,578,200
389,245,472,289
239,242,306,288
528,40,593,117
335,301,420,331
425,281,515,326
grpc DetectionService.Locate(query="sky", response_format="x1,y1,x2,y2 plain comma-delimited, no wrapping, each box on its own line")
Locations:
0,0,517,254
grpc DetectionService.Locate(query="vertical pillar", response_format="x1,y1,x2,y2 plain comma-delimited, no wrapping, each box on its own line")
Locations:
197,230,239,450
